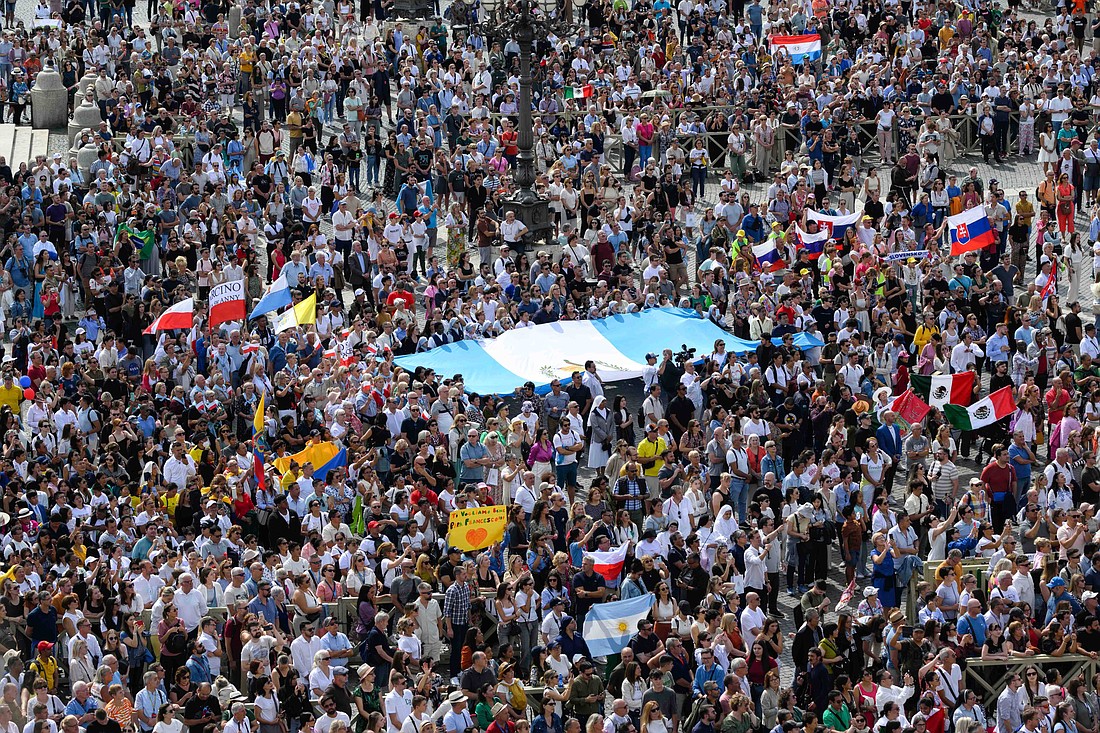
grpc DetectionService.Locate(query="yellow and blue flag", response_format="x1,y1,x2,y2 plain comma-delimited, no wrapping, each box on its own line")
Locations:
272,441,347,481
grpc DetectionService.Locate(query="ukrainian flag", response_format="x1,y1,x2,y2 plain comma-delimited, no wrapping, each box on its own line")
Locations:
272,441,347,481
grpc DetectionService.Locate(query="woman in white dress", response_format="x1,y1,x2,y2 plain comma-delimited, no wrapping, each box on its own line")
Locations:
1039,122,1059,174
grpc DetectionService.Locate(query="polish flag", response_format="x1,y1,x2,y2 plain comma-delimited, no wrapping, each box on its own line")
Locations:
241,343,261,355
584,543,629,582
144,298,194,334
208,280,246,328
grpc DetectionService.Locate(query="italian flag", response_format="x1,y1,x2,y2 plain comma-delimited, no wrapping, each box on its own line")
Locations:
564,85,594,99
910,373,975,409
943,385,1016,431
584,543,627,581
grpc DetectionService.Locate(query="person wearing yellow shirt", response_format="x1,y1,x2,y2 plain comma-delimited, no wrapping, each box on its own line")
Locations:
913,313,941,354
636,424,668,505
0,373,21,415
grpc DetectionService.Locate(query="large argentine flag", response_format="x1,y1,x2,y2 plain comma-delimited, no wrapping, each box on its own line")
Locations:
807,210,860,242
248,273,293,320
582,594,654,657
393,309,825,395
948,206,997,256
769,34,822,64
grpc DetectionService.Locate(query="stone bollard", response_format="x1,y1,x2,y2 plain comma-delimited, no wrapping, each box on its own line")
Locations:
74,142,99,180
30,67,68,129
229,5,242,37
68,93,100,146
75,71,98,99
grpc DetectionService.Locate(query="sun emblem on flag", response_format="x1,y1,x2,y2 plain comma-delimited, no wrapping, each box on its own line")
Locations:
618,622,629,633
956,222,970,243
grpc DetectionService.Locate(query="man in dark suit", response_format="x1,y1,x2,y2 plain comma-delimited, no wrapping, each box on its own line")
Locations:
348,240,370,291
876,410,903,496
267,493,301,549
791,608,824,672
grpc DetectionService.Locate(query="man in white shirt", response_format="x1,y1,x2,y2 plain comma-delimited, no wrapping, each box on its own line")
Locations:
290,623,324,679
950,332,985,373
131,562,164,608
739,592,768,638
1083,324,1100,360
172,574,209,632
500,211,528,248
163,443,197,491
442,692,474,733
384,676,414,733
513,472,538,515
315,696,351,733
540,598,567,643
332,200,356,252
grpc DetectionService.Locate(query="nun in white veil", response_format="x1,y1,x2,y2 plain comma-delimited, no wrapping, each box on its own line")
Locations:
714,504,739,546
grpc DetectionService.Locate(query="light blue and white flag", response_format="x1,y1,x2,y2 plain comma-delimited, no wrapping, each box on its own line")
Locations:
393,309,825,395
582,594,654,657
248,273,293,320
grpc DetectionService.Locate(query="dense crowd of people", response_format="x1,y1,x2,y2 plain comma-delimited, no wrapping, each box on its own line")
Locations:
2,3,1100,733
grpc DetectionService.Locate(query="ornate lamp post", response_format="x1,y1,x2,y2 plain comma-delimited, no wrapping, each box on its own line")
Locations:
476,0,563,251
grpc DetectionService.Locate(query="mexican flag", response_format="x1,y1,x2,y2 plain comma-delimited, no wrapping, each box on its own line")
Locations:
115,223,156,259
910,372,975,409
564,85,594,99
943,386,1016,431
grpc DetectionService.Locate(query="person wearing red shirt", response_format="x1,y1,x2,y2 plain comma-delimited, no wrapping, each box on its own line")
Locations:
486,703,515,733
980,444,1017,530
410,479,439,508
1046,376,1073,429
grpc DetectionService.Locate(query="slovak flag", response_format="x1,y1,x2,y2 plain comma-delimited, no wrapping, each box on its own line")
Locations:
769,34,822,64
948,206,997,256
807,210,860,242
752,241,785,272
143,298,194,334
584,543,628,582
795,225,830,260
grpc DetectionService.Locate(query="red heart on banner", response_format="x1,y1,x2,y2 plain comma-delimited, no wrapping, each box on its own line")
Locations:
465,528,489,548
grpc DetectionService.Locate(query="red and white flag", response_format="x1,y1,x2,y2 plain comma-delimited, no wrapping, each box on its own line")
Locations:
1039,263,1057,302
584,543,629,582
144,298,194,334
209,280,247,328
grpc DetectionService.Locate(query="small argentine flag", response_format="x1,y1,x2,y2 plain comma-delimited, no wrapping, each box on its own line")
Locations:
582,594,654,657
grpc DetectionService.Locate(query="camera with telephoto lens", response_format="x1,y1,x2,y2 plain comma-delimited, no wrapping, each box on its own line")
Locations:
673,344,697,366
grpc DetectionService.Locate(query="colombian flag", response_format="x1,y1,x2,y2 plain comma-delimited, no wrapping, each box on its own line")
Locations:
272,441,347,480
253,394,266,490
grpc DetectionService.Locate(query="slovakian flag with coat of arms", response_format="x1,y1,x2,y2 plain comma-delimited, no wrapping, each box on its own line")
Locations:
948,206,997,256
